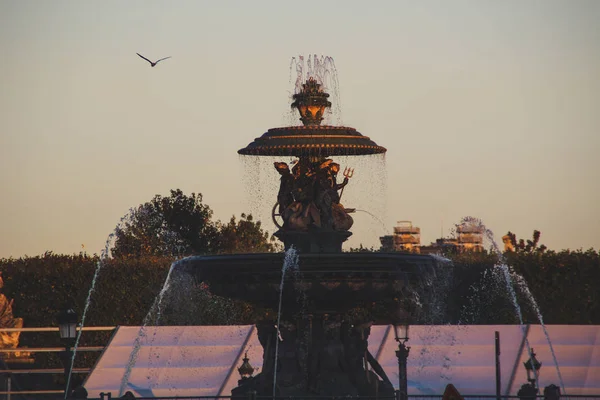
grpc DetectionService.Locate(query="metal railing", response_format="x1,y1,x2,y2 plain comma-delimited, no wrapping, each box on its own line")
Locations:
0,326,116,398
86,395,600,400
2,327,600,399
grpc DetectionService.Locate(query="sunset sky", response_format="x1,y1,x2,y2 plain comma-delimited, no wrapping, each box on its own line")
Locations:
1,0,599,258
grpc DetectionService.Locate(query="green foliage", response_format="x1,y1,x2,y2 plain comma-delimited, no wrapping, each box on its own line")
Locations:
347,244,379,252
505,248,600,324
506,230,548,253
214,213,281,254
446,251,519,324
112,189,219,257
0,252,264,378
0,246,598,389
0,253,155,387
346,238,599,325
445,248,600,324
3,248,597,330
111,189,278,257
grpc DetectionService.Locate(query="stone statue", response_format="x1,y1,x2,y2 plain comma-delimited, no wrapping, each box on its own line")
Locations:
274,156,355,236
328,162,349,204
327,163,354,231
315,159,336,229
310,319,357,396
0,272,24,351
332,203,354,231
274,322,308,396
256,322,277,377
274,162,294,215
342,322,394,396
291,158,316,203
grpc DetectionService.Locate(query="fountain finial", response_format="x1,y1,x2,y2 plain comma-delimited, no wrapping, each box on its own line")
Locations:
291,77,332,126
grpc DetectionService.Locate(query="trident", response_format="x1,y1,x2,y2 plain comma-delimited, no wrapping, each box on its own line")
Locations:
338,167,354,201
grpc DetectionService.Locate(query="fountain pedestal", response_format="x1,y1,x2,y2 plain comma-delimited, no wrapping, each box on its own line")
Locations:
274,229,351,253
231,316,395,398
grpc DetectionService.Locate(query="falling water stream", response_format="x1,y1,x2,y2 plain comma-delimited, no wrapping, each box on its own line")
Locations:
461,217,566,393
354,209,387,233
64,244,109,399
511,271,567,391
64,214,131,399
273,247,299,397
118,262,178,396
497,264,541,386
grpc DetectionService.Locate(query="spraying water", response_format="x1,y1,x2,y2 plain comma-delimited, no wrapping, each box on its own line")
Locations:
64,214,131,399
118,262,179,396
459,217,566,393
355,209,387,233
273,247,299,397
288,54,342,125
511,270,567,392
497,263,540,386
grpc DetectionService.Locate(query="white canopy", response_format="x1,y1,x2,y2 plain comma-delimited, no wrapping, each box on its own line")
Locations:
84,325,600,397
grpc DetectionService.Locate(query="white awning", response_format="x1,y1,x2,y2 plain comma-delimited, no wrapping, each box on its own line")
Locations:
84,324,600,397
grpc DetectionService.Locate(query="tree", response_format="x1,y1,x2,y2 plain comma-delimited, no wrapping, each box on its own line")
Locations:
504,230,547,253
111,189,279,257
112,189,219,257
214,213,280,254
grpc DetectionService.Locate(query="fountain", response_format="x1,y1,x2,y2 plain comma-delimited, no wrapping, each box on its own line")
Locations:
178,63,444,397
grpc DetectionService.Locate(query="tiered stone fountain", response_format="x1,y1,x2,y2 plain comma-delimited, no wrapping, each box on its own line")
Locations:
181,76,441,397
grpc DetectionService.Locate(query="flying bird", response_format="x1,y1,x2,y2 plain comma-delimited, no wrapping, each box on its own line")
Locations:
136,53,171,67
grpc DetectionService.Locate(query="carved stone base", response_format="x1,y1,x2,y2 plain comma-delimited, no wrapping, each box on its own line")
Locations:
232,315,395,398
273,229,352,253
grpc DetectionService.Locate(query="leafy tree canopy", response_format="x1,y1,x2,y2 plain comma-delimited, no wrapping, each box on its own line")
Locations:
504,230,547,253
214,213,280,254
111,189,277,257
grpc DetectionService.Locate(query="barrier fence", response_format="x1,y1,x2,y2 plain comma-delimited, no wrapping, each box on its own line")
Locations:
1,328,599,400
0,326,115,399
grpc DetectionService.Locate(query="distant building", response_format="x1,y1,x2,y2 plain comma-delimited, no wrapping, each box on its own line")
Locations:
380,221,421,253
455,223,485,252
380,220,484,254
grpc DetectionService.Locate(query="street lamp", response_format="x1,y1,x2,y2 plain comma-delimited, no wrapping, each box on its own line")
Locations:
524,348,542,388
237,352,255,384
57,308,78,398
394,322,410,400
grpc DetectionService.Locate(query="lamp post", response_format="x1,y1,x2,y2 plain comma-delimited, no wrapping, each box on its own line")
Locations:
394,323,410,400
57,308,78,398
237,352,255,384
524,348,542,389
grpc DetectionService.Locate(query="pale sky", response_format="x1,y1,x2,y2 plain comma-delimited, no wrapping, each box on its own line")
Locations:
1,0,599,258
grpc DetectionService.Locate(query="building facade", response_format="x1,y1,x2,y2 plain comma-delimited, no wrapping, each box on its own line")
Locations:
380,221,485,253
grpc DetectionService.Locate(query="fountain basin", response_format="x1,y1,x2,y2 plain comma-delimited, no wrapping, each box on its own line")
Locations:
237,125,386,157
180,252,438,318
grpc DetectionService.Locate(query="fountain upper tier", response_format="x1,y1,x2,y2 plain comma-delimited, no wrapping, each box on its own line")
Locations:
237,126,386,157
238,78,386,157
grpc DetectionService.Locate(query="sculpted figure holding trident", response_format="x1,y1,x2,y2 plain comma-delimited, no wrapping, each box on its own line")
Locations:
273,158,355,232
274,162,294,214
331,164,355,231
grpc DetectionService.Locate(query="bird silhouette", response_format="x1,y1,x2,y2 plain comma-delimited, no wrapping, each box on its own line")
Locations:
136,53,171,67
